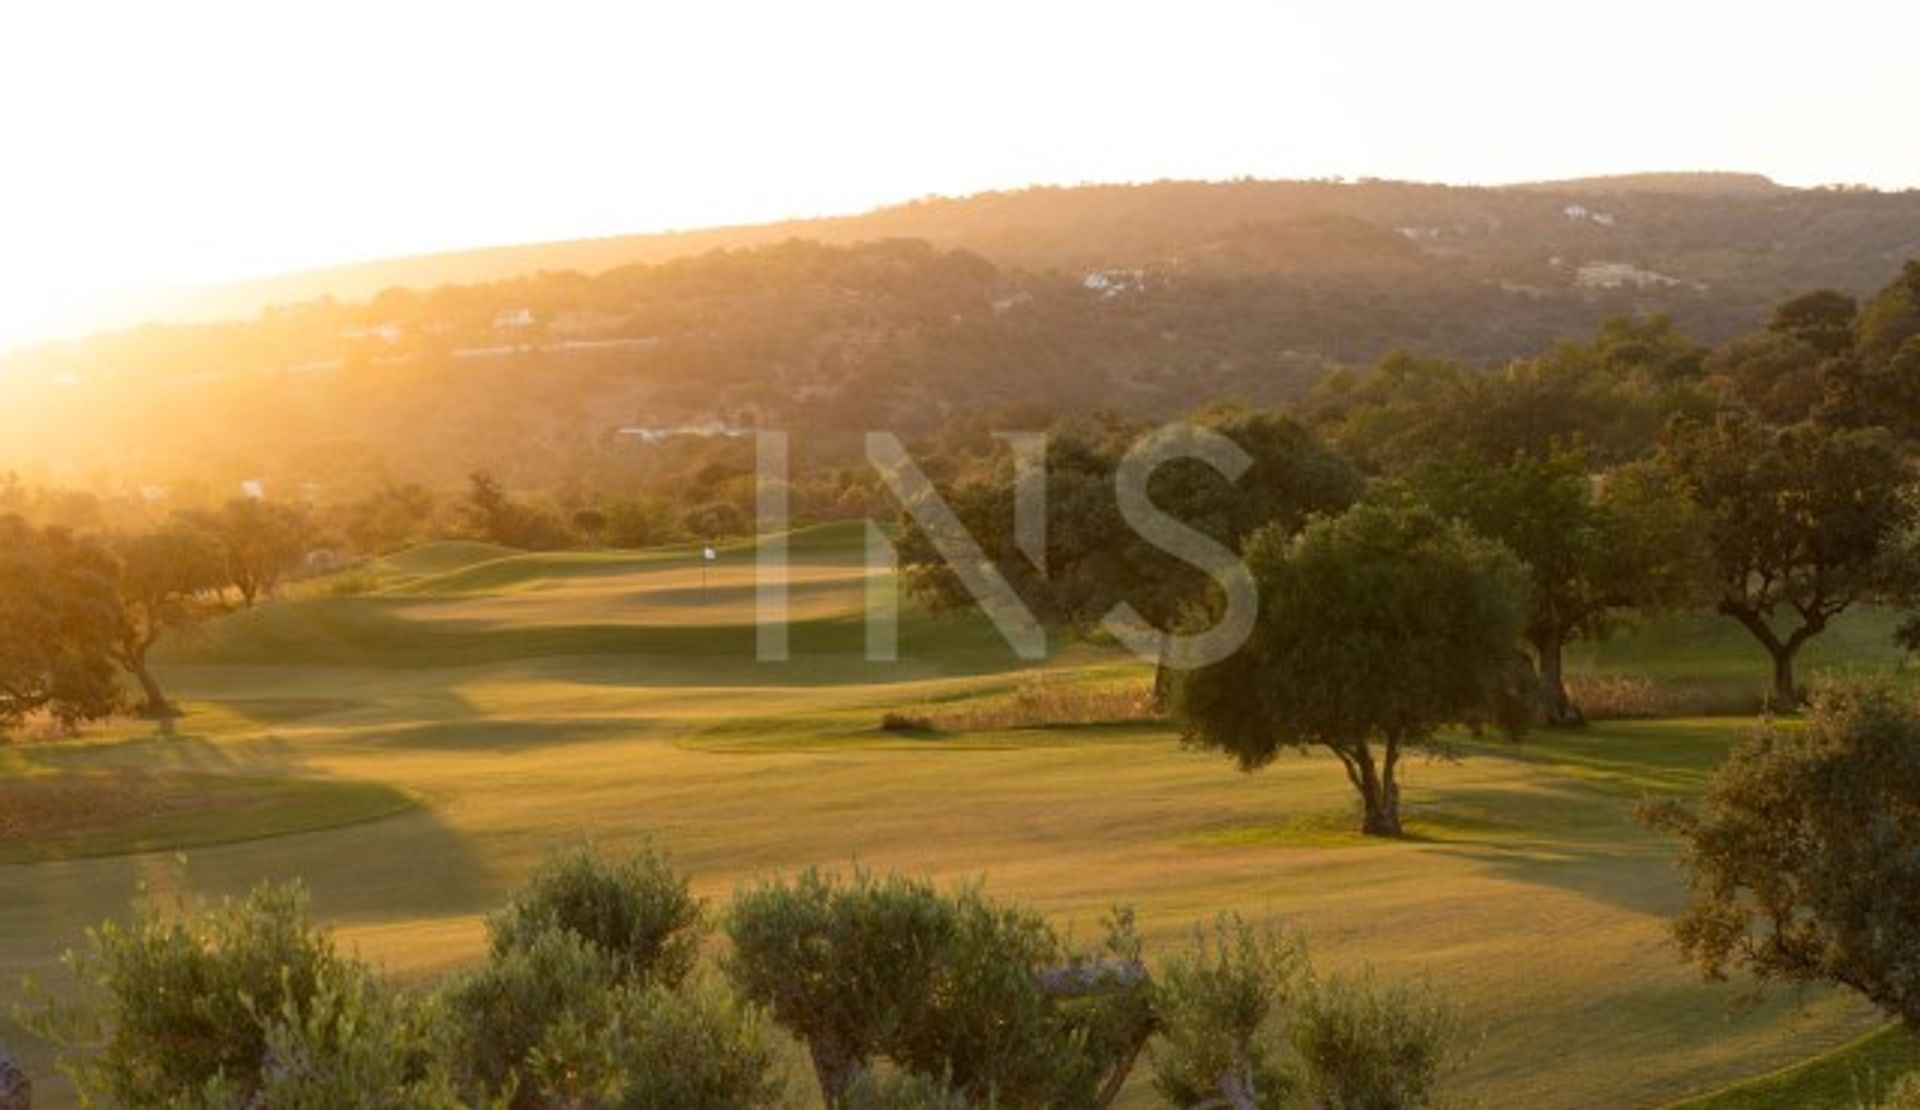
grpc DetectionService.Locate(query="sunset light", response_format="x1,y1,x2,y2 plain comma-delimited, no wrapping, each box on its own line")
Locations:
7,4,1920,1107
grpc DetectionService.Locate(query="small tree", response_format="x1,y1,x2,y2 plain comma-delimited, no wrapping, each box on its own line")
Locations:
1645,679,1920,1027
110,523,226,717
1174,501,1532,836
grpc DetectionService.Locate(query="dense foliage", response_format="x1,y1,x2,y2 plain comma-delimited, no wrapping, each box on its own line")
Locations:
1173,501,1534,836
1646,680,1920,1028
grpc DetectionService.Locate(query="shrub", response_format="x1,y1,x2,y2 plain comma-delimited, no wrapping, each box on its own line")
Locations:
488,843,704,988
1292,971,1452,1110
527,981,787,1110
1150,915,1303,1109
42,882,435,1107
437,927,621,1104
723,867,1110,1106
878,711,935,733
246,971,458,1109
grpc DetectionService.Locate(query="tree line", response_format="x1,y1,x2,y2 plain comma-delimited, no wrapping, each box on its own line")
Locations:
902,261,1920,838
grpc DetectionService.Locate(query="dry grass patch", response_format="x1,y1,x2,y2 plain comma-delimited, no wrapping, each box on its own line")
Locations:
920,676,1161,732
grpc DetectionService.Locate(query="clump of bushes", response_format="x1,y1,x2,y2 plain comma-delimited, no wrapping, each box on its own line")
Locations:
724,866,1153,1105
25,846,1457,1109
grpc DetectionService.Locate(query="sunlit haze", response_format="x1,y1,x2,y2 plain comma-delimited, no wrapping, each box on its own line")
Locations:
2,0,1915,351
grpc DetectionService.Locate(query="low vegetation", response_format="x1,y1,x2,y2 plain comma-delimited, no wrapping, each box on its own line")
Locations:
21,847,1456,1109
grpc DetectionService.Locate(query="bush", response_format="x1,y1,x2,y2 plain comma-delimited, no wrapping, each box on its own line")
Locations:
488,842,704,988
246,972,458,1109
526,981,787,1110
878,711,935,733
1150,915,1303,1109
723,866,1110,1106
1292,971,1452,1110
42,882,439,1107
438,927,621,1104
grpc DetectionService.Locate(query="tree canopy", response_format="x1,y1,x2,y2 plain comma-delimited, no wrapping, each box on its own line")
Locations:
1173,500,1533,836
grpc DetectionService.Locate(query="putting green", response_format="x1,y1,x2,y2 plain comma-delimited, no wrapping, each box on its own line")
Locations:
0,525,1907,1107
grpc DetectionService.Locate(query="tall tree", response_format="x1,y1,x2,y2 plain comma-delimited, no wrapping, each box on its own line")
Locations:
1661,415,1911,706
1415,453,1704,725
1173,501,1532,837
110,524,226,717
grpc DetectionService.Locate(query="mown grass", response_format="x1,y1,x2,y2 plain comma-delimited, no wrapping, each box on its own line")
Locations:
3,525,1915,1108
0,772,416,864
1665,1025,1920,1109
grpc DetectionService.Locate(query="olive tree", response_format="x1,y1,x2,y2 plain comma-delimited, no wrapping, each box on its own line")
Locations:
1174,500,1533,837
723,866,1150,1107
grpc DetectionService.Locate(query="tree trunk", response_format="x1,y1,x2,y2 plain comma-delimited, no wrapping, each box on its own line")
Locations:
1534,633,1583,727
1769,643,1799,709
806,1034,866,1108
1352,744,1403,838
129,658,177,719
0,1040,28,1110
1718,600,1811,710
1151,630,1173,711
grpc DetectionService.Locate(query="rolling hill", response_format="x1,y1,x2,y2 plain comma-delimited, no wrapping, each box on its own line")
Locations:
5,174,1919,500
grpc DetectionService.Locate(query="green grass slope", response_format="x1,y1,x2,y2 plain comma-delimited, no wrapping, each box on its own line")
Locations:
5,524,1918,1107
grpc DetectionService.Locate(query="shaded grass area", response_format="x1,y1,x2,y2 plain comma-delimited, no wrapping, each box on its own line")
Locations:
1665,1025,1920,1109
0,771,415,864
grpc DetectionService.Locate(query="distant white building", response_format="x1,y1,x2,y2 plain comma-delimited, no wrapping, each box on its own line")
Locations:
493,308,536,329
240,479,266,501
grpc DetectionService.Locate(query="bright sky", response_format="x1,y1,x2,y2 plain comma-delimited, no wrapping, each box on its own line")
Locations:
2,0,1914,351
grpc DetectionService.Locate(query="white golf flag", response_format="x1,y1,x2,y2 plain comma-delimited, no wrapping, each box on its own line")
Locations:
702,546,717,562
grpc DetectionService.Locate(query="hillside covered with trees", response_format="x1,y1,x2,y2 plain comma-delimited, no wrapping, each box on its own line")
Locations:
4,175,1918,509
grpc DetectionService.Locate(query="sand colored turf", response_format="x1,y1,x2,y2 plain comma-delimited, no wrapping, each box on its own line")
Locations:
0,526,1904,1107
